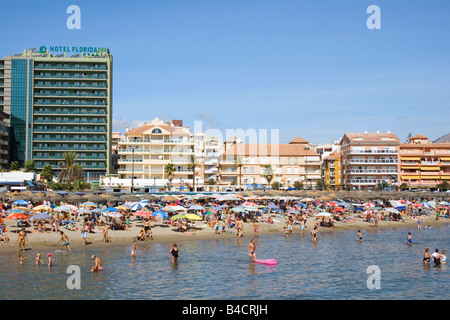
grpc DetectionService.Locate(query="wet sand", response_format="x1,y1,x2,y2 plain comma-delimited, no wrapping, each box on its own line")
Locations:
1,214,448,253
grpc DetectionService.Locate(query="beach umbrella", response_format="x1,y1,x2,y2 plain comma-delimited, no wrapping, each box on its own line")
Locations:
386,208,400,214
131,202,146,211
363,203,375,208
185,213,202,220
53,205,72,212
29,212,50,222
332,207,345,213
105,212,123,218
162,195,179,202
266,203,278,209
80,202,97,207
76,208,91,215
91,208,102,213
162,205,186,212
231,207,247,212
189,204,205,210
33,205,52,213
115,205,130,210
5,212,28,220
314,212,332,218
395,206,406,210
324,202,337,206
12,199,28,206
171,213,187,220
151,211,168,219
103,207,118,212
133,211,152,217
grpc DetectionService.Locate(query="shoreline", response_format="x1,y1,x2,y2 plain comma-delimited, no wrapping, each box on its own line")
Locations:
1,215,449,254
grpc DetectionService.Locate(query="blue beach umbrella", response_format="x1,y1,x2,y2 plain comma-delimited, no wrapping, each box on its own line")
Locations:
103,207,118,212
30,212,50,222
151,211,168,219
13,199,28,206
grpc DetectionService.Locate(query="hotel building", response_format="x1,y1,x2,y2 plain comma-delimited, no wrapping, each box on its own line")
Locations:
340,131,400,190
117,118,196,187
220,136,321,189
399,134,450,189
0,48,113,181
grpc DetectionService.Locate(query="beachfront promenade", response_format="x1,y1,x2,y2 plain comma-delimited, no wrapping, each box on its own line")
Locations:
0,190,449,252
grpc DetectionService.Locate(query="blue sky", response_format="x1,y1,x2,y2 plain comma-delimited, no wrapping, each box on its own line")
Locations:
1,0,449,144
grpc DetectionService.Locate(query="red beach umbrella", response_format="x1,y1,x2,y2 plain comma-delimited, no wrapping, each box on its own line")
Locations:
332,207,344,212
6,213,28,220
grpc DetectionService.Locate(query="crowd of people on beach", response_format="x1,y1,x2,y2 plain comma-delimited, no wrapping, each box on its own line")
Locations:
0,191,449,270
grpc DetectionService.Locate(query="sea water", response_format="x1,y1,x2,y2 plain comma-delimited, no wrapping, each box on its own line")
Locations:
0,224,449,300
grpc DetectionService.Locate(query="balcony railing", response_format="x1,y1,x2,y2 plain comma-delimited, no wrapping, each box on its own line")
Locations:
348,159,398,164
348,169,398,174
349,149,398,154
346,179,389,185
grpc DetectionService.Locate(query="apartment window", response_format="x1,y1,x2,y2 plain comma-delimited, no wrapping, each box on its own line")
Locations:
250,167,254,174
243,167,248,174
287,167,292,174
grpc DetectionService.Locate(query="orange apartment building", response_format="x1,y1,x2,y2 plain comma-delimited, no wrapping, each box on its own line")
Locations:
399,134,450,189
340,131,400,190
219,136,321,189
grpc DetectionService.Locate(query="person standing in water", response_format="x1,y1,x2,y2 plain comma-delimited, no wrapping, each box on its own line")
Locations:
407,232,413,245
131,240,137,258
357,230,362,241
423,248,431,265
248,238,256,262
432,249,441,266
59,231,71,252
170,243,179,263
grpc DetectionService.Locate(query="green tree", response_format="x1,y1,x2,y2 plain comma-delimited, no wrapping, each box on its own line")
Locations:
40,164,54,182
271,181,280,190
10,161,20,171
263,164,274,188
72,179,91,191
164,163,176,190
437,180,450,191
316,179,326,191
57,151,84,190
24,160,37,173
293,181,303,190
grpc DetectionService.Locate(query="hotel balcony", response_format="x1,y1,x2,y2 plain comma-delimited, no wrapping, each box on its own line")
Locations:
346,179,389,185
348,159,398,165
348,149,398,155
348,169,398,174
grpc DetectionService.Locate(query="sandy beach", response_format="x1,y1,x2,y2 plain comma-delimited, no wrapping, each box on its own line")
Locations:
1,213,449,253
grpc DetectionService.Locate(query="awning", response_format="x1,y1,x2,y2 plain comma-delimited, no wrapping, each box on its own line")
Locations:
401,157,421,161
401,166,420,170
420,167,440,171
440,157,450,161
441,176,450,180
420,176,440,179
401,175,419,180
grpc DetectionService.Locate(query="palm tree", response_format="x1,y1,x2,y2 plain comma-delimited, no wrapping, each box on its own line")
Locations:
188,154,202,192
164,163,176,191
58,151,84,190
234,156,244,188
263,164,274,189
